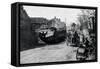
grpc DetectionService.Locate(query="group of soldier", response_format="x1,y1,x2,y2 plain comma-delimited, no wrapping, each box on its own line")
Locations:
66,30,96,60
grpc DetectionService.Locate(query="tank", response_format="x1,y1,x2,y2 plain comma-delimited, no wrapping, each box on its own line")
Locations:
39,27,66,44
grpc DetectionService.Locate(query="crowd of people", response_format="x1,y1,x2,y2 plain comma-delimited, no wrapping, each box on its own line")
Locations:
66,29,96,60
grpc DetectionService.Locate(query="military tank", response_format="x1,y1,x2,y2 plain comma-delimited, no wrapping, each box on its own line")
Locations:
39,27,66,44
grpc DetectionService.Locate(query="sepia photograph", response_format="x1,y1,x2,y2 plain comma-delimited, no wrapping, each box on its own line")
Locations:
19,4,97,64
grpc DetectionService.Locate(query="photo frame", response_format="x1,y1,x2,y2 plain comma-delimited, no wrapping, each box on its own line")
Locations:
11,2,98,67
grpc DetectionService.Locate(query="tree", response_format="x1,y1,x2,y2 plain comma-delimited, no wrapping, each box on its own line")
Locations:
78,9,95,30
77,9,96,42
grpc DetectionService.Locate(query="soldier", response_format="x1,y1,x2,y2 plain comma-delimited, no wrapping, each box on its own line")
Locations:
72,31,80,46
76,42,88,61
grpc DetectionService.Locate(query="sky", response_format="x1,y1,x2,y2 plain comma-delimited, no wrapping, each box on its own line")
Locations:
23,5,83,26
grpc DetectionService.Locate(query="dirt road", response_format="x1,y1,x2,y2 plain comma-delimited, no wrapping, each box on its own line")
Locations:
20,42,78,64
